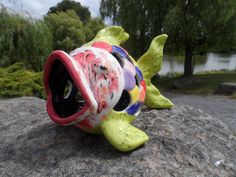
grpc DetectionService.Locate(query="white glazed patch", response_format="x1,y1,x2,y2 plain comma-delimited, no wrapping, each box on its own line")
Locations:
69,47,124,127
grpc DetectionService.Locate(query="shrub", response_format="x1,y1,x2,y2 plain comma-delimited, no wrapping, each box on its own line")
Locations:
0,63,45,98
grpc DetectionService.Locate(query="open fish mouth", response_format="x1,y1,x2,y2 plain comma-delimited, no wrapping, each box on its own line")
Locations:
44,50,97,125
48,60,87,118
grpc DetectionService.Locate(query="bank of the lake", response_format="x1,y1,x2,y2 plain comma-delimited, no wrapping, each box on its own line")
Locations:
153,70,236,97
160,53,236,75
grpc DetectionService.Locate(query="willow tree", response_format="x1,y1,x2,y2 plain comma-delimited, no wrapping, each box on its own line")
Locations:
0,7,53,71
100,0,175,57
164,0,236,77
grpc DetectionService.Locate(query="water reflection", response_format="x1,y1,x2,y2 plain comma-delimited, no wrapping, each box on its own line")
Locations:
159,53,236,75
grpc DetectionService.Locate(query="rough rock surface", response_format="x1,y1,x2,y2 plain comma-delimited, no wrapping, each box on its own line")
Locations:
164,92,236,135
0,97,235,177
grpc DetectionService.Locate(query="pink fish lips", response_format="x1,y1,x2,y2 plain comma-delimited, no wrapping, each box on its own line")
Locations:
44,41,146,131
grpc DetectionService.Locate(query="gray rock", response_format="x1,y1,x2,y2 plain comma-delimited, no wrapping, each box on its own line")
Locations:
215,82,236,95
0,97,235,177
163,91,236,135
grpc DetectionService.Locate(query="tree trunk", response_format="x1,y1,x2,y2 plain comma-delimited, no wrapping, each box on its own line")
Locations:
184,44,194,77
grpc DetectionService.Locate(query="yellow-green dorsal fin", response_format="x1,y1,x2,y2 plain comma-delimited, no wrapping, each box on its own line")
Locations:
100,111,149,152
83,26,129,47
137,34,173,108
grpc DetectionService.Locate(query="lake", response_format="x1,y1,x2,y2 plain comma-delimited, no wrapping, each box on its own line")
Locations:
159,53,236,75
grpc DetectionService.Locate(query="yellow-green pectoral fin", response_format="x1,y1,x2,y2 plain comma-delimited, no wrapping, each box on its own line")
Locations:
83,26,129,47
100,111,149,152
137,34,173,108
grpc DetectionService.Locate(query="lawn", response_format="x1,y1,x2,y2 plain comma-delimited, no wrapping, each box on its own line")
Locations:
153,70,236,95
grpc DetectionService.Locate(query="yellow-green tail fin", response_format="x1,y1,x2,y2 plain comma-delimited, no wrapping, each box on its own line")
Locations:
137,34,173,108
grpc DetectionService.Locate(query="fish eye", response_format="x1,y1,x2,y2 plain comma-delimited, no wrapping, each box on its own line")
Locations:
99,65,107,71
94,64,109,74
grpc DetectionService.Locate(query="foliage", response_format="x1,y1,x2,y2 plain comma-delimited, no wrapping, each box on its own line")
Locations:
47,0,91,23
45,10,86,52
84,17,106,41
164,0,236,52
0,8,53,71
45,10,105,52
100,0,175,57
100,0,236,76
163,0,236,76
0,2,106,98
0,4,104,71
23,21,53,71
0,63,44,98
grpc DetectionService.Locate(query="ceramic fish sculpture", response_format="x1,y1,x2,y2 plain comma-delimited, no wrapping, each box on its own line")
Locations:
44,26,173,152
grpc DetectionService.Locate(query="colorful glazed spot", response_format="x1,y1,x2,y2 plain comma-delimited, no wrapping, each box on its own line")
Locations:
139,86,146,102
135,66,143,81
101,115,107,120
112,46,127,58
124,69,136,90
119,46,128,55
78,119,93,129
123,59,136,75
129,85,140,104
92,41,112,52
141,80,146,92
98,100,108,113
126,102,141,115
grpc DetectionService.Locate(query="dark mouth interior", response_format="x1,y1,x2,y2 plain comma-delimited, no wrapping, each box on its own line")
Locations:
49,60,86,118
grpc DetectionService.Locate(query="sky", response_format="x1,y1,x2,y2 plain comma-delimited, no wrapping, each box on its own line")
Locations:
0,0,101,18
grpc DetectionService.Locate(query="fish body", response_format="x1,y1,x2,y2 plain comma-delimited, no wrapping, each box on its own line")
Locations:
44,26,173,151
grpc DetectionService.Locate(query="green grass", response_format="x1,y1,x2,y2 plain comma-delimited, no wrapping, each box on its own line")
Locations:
231,92,236,99
153,70,236,96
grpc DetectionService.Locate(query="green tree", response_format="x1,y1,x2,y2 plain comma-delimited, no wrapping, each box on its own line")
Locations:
164,0,236,77
23,21,53,71
84,17,106,41
100,0,175,57
0,8,27,66
45,9,105,52
0,8,52,71
47,0,91,23
45,10,86,52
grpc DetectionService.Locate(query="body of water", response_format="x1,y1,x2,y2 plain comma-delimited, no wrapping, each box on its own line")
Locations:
159,53,236,75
